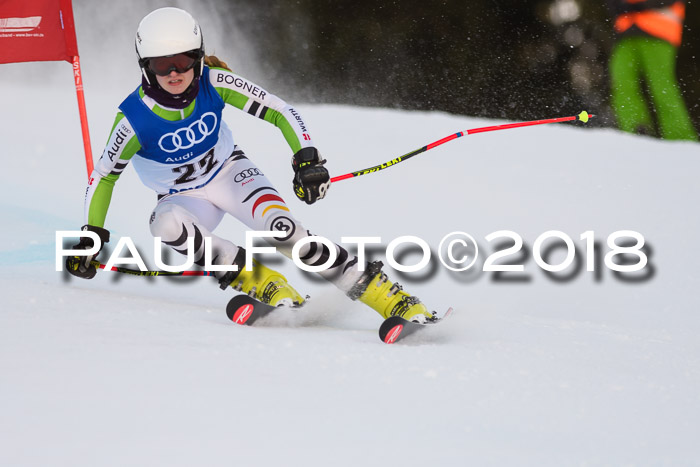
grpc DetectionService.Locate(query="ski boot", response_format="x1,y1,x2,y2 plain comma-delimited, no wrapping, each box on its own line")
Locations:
348,261,436,323
218,250,305,307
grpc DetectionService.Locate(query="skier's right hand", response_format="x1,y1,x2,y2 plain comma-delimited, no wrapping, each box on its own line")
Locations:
66,225,110,279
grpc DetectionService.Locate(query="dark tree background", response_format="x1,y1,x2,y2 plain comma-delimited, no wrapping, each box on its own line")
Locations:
218,0,699,135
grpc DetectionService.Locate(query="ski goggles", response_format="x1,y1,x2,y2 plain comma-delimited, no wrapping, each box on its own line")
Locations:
145,50,201,76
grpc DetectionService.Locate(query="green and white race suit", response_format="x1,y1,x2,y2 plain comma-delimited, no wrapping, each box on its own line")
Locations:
84,66,314,228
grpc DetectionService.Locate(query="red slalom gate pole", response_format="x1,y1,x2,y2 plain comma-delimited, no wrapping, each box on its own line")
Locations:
330,111,593,183
72,55,94,178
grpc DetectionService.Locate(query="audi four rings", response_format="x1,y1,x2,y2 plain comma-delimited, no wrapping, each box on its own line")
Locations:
158,112,218,153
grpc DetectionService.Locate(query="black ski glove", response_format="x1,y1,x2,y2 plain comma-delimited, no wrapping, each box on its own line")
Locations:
65,225,110,279
292,147,330,205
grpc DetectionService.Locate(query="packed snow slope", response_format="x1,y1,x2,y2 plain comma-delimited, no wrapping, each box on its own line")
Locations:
1,72,700,465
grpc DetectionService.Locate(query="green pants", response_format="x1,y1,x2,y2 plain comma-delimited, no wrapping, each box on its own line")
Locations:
610,36,698,141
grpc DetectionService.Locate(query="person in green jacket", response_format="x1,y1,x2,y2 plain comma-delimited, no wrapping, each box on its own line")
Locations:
608,0,697,141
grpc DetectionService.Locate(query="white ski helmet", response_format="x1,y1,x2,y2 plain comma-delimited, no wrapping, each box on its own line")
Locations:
135,7,204,82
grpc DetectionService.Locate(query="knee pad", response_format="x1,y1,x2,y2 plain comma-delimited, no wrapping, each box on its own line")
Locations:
149,203,198,241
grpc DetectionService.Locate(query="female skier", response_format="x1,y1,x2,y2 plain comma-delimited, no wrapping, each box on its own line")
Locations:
67,7,434,323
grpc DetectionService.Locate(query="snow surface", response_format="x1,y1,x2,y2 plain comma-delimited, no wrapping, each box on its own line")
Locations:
2,7,700,465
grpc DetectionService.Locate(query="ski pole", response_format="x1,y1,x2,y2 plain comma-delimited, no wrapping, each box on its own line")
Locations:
330,111,592,183
90,260,215,277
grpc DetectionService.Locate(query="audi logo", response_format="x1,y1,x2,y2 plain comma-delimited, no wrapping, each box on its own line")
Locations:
158,112,218,153
234,168,263,182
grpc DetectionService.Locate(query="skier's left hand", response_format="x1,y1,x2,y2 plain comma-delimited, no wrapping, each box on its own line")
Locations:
292,147,330,204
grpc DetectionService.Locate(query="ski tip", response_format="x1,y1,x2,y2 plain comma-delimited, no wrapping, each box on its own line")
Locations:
383,323,404,344
230,303,255,325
